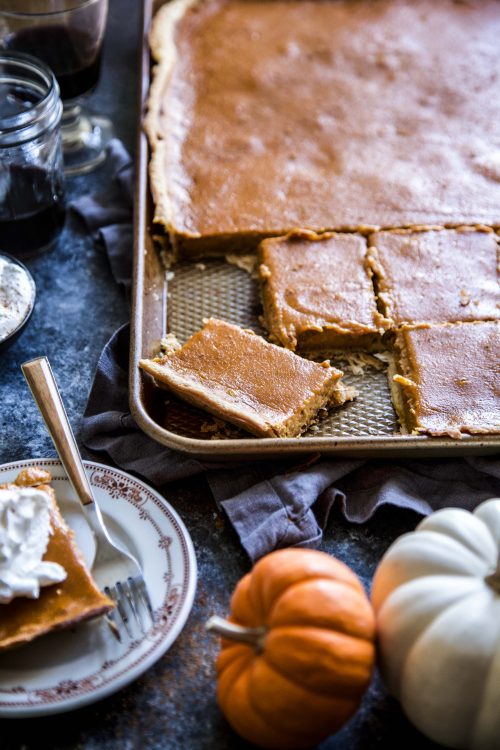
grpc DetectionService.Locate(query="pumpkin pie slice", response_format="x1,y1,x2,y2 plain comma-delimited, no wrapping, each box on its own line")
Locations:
391,322,500,438
0,468,113,652
259,230,385,352
147,0,500,257
139,318,355,437
367,229,500,328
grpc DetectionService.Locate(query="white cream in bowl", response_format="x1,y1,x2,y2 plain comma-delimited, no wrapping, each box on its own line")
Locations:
0,254,36,342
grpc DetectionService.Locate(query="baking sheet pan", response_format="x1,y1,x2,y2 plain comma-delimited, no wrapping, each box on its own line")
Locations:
129,0,500,459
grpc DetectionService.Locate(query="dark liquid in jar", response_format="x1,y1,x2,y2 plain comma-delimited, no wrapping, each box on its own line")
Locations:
0,165,65,258
6,25,102,101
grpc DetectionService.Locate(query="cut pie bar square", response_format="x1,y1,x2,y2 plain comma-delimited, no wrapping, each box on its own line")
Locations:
391,321,500,438
139,318,355,438
258,231,384,352
367,229,500,327
0,468,113,652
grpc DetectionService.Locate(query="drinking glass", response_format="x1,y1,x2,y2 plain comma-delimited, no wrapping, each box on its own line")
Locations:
0,0,113,175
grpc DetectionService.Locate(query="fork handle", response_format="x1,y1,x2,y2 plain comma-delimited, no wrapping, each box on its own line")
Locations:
22,357,94,506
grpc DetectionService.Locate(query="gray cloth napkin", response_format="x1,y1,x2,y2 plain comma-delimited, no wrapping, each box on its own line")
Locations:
72,139,133,292
72,140,500,562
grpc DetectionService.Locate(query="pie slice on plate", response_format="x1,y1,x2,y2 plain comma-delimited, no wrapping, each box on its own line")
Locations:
0,467,113,652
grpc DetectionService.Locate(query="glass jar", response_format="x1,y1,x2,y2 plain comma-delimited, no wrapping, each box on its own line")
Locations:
0,51,66,257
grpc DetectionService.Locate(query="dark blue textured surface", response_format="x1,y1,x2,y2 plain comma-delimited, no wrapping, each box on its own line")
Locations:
0,3,442,747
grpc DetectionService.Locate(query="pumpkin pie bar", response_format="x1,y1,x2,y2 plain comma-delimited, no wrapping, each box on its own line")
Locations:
147,0,500,257
139,318,354,437
0,468,113,651
391,322,500,438
367,229,500,327
259,231,385,352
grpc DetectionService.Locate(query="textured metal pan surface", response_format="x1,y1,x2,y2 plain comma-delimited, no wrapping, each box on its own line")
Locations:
165,259,398,440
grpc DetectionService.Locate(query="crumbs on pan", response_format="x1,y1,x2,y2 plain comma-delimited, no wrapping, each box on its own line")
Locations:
152,233,176,269
160,333,182,355
201,418,242,439
160,249,175,269
225,253,259,278
334,351,389,375
306,350,391,375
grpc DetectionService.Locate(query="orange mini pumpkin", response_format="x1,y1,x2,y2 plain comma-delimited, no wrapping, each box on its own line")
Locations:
207,548,376,749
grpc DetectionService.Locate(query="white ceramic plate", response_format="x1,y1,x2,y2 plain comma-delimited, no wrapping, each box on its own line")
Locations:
0,458,197,717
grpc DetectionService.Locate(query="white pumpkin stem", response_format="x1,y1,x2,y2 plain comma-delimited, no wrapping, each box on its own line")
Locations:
485,556,500,595
206,615,266,651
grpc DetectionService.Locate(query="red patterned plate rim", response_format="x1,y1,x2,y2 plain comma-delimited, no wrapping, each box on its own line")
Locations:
0,458,197,717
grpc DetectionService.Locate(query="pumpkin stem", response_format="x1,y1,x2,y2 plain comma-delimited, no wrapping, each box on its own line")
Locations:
485,556,500,595
205,615,266,651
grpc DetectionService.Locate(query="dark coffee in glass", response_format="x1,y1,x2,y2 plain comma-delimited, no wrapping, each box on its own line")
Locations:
0,164,65,257
0,53,65,258
5,25,103,102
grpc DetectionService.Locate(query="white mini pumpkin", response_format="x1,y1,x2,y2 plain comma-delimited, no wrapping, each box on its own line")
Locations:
372,499,500,750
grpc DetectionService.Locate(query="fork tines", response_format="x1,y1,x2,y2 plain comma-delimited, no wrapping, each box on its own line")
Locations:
105,577,154,638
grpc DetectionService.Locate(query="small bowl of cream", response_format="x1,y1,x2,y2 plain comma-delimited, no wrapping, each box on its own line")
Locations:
0,253,36,352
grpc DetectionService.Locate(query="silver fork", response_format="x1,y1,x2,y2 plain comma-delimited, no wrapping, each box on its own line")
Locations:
22,356,154,640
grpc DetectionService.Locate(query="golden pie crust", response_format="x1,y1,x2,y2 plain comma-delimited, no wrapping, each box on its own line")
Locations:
140,318,354,437
0,468,113,652
147,0,500,257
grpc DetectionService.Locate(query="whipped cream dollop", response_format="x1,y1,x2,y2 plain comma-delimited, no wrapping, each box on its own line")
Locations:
0,486,66,604
0,256,35,341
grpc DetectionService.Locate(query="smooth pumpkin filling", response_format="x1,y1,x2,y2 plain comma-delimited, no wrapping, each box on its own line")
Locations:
367,228,500,327
258,230,387,352
148,0,500,256
392,322,500,438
